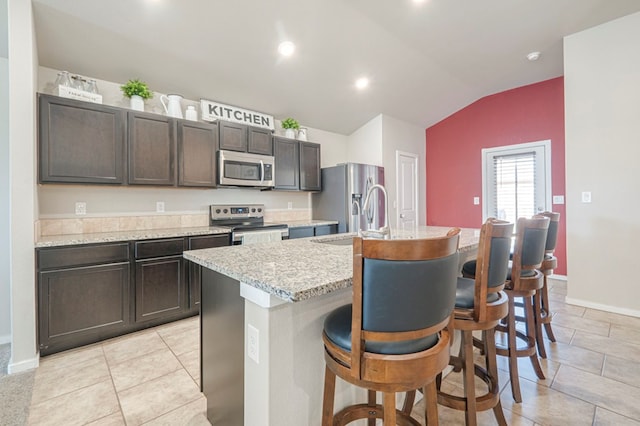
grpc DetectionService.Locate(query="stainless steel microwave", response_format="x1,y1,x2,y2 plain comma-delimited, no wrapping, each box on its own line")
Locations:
218,150,275,188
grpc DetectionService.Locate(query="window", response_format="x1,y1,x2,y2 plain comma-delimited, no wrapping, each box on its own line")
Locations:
482,141,551,223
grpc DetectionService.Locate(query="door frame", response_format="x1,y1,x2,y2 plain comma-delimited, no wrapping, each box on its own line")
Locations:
395,150,419,229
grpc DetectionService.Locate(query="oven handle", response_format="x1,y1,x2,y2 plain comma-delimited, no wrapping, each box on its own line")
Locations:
232,228,289,244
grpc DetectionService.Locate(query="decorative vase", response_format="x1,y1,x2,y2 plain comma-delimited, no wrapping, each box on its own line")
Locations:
284,128,295,139
297,127,307,141
130,95,144,111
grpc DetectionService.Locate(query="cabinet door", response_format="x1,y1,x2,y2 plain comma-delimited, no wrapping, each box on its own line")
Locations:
39,94,126,184
178,121,218,187
187,234,230,310
315,225,337,236
274,137,299,190
289,227,314,239
218,121,247,152
135,256,185,322
38,262,130,355
128,111,176,186
247,127,273,155
299,142,321,191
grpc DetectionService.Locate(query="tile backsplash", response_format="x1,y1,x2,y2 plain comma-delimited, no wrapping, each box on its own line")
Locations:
38,209,311,237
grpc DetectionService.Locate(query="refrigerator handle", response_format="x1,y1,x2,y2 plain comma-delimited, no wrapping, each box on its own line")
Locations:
365,177,374,224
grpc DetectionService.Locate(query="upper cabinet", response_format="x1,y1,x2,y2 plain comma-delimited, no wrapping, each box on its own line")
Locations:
178,121,218,188
128,111,176,186
38,94,218,188
273,137,321,191
218,120,273,155
39,94,126,184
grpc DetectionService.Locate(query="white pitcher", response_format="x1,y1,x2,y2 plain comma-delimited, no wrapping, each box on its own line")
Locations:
160,94,184,119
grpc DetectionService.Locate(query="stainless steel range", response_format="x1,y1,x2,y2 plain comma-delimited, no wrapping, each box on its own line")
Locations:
209,204,288,244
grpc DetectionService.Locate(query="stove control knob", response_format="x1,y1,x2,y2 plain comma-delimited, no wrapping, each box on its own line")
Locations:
258,208,262,212
215,209,221,214
223,209,228,214
251,208,256,213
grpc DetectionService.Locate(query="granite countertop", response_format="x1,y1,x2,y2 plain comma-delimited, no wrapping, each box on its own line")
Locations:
286,219,339,228
184,226,479,303
35,226,232,248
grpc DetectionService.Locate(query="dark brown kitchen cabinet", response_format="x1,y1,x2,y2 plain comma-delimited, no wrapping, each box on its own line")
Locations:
219,120,273,155
274,138,321,191
273,137,299,190
178,120,218,187
37,243,131,355
186,234,231,312
299,142,321,191
38,94,126,184
128,111,177,186
288,224,337,239
134,238,185,322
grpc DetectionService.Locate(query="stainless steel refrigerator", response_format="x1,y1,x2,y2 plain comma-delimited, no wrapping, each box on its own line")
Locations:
312,163,385,233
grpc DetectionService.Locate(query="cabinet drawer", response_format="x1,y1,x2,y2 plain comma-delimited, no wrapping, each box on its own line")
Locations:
135,238,185,259
38,243,130,270
188,234,230,250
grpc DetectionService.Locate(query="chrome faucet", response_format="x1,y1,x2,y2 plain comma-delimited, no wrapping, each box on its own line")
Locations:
361,184,390,239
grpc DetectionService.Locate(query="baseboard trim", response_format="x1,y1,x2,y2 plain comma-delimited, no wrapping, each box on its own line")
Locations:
0,334,11,345
8,355,39,374
549,274,567,281
564,297,640,319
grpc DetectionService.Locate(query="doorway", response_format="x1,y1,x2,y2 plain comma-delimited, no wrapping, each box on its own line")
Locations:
396,151,419,230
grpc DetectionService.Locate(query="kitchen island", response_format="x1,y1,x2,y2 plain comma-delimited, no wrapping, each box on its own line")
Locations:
184,227,479,426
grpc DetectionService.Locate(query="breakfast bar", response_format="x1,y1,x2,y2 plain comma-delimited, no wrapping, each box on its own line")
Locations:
183,227,479,426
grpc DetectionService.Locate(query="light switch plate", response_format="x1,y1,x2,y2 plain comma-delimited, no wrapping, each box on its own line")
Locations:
581,192,592,203
552,195,565,204
473,197,480,205
248,324,259,363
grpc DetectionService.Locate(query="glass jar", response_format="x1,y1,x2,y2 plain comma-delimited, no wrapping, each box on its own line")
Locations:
85,79,98,94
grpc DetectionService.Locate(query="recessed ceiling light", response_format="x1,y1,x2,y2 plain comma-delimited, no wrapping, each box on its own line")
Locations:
527,51,541,61
412,0,427,3
355,77,369,90
278,41,295,57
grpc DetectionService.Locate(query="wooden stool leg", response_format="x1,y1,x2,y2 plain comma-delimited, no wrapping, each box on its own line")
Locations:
322,366,336,426
541,275,557,342
533,292,547,358
461,330,478,426
402,390,416,415
424,381,439,426
367,390,376,426
383,392,396,425
524,295,545,380
485,327,507,426
506,293,522,403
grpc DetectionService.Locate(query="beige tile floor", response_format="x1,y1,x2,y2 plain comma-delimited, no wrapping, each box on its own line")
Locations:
20,279,640,425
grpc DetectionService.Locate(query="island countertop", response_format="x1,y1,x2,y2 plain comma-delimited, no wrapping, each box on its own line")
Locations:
184,226,479,303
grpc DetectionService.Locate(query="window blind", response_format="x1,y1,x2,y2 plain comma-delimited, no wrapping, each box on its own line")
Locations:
492,151,536,223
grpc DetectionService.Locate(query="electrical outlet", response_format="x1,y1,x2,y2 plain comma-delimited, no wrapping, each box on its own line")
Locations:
248,324,259,363
156,201,165,213
287,201,293,210
473,197,480,205
75,202,86,215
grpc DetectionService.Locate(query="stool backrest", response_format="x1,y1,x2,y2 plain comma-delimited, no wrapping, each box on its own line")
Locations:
350,229,460,374
539,211,561,254
473,218,514,322
511,216,549,290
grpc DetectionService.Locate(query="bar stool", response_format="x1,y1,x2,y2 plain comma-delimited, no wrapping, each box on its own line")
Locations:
534,211,561,358
495,215,549,402
322,230,461,425
438,219,513,426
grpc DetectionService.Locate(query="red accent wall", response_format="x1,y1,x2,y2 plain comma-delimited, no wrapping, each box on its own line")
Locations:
425,77,566,275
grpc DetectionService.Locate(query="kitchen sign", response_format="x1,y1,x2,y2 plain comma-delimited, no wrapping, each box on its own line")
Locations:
200,99,275,130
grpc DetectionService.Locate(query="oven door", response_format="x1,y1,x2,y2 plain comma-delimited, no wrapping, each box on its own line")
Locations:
218,150,275,188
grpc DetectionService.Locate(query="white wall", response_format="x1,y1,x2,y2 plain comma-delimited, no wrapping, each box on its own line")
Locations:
8,0,38,372
37,67,349,218
564,12,640,315
346,114,383,166
0,52,11,342
381,115,427,228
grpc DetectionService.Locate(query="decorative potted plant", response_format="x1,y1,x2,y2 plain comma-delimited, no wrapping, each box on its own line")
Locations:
281,117,299,139
121,79,153,111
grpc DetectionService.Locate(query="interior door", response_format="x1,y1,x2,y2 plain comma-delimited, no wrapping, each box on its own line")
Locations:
396,151,418,230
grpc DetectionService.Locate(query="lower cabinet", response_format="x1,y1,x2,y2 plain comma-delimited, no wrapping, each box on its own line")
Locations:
37,243,131,355
36,233,230,355
288,224,338,239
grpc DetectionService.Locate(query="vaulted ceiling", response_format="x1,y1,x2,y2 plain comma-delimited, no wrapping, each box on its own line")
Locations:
31,0,640,134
